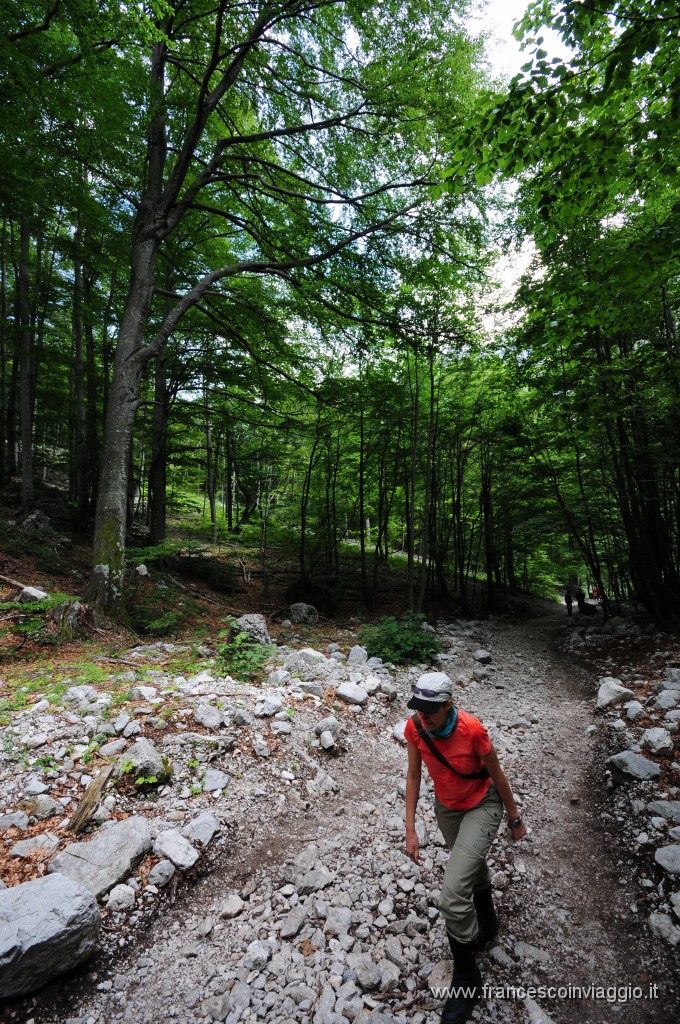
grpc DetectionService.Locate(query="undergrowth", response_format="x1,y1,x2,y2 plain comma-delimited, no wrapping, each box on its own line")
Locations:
217,616,275,682
358,612,442,664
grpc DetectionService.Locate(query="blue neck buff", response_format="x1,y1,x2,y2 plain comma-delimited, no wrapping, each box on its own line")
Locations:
429,706,457,738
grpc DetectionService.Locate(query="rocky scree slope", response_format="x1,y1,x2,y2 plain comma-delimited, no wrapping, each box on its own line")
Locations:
0,612,679,1024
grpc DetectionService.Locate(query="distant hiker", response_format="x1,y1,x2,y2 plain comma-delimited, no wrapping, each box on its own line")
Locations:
405,672,526,1024
575,586,586,612
565,589,573,616
592,584,599,601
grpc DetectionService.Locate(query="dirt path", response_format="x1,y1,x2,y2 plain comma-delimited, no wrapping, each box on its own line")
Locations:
4,611,678,1024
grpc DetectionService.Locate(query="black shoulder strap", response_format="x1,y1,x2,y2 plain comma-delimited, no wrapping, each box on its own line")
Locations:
411,714,489,780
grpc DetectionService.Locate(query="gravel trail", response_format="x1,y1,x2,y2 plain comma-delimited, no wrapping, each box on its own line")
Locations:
4,611,678,1024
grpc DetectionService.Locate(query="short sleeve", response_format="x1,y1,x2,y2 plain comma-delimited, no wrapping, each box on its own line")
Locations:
404,716,417,745
472,719,492,758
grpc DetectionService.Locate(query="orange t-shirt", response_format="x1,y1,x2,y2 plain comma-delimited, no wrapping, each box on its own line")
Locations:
405,709,492,810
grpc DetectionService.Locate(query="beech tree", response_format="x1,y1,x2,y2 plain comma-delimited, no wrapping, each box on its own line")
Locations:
69,0,481,617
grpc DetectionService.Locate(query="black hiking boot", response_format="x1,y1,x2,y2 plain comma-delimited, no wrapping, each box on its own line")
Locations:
473,885,499,948
441,934,483,1024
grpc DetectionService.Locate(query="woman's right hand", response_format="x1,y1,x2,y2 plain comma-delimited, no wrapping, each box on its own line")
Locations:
405,827,420,864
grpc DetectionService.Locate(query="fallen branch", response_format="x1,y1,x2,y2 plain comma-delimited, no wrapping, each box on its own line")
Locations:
0,573,26,590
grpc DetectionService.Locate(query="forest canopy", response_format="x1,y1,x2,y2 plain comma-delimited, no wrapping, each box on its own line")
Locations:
1,0,680,623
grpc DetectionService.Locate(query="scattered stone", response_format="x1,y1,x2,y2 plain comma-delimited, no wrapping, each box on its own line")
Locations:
514,941,551,964
315,716,341,740
220,894,246,919
473,650,492,664
642,727,674,756
319,730,336,749
106,884,136,912
0,873,100,997
153,830,199,871
347,952,381,990
324,906,352,936
648,912,680,946
655,846,680,875
656,691,679,711
596,678,634,710
647,801,680,824
624,700,646,722
10,833,59,859
252,734,270,758
117,737,170,783
392,720,408,745
279,903,308,938
202,769,230,792
0,812,29,832
243,940,270,970
99,739,128,758
255,696,283,717
606,751,661,782
336,681,368,706
524,997,559,1024
18,586,48,603
193,705,224,730
298,867,332,895
347,645,368,665
202,994,232,1021
147,860,175,888
64,685,98,707
181,811,220,845
20,794,63,820
268,669,291,687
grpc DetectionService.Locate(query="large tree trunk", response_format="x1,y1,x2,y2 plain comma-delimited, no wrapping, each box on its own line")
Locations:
72,220,89,523
0,220,7,484
148,343,169,545
18,215,34,508
89,236,159,617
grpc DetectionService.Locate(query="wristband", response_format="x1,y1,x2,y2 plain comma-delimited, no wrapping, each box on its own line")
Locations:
509,816,522,828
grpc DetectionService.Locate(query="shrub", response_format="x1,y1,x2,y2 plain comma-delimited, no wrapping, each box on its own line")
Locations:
357,612,442,664
217,617,276,682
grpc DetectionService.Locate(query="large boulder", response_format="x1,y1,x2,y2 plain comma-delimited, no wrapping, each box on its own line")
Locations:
0,873,100,997
290,602,319,624
48,816,151,899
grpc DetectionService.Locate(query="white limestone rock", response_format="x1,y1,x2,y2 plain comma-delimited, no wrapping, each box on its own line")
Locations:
642,728,674,756
48,817,151,899
0,873,100,997
153,830,199,871
596,678,634,710
336,681,368,706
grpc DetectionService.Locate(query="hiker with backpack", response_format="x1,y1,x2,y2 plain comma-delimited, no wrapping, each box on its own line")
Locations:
404,672,526,1024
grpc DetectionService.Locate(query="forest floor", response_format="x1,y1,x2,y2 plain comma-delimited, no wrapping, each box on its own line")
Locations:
2,596,679,1024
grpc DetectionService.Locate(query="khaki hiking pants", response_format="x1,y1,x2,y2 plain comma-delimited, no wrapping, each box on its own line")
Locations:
435,784,503,944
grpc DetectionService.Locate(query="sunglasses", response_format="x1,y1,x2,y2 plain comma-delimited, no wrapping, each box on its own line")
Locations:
411,684,450,699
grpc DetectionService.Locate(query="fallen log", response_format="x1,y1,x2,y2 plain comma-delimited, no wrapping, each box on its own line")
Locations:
67,765,115,833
